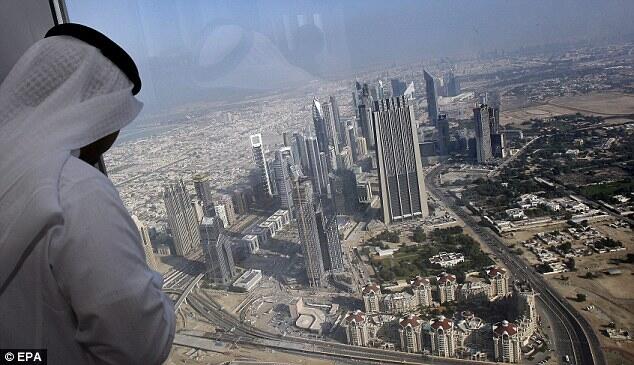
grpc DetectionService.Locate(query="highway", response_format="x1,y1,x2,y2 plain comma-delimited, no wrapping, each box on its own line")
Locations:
426,165,605,365
183,290,498,365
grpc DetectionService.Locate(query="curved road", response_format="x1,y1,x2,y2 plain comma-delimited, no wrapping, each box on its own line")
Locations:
426,165,605,365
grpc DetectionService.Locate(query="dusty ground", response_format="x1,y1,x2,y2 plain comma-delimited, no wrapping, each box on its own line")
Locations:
501,92,634,126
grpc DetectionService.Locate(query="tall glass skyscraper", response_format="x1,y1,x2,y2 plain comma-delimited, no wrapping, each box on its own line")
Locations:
423,70,439,126
193,172,215,217
372,96,429,225
474,105,493,163
250,133,273,198
293,177,325,287
200,217,236,285
163,180,201,256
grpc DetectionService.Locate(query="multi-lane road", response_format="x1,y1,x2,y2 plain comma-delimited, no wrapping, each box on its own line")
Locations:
426,165,605,365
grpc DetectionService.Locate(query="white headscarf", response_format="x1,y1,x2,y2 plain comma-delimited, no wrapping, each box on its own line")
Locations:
0,36,142,289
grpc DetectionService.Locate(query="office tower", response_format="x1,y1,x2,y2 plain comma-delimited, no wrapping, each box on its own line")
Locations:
491,133,505,158
372,96,429,225
337,146,353,170
399,315,424,353
231,188,253,215
357,83,376,149
410,276,433,307
493,321,522,363
293,132,310,175
293,177,325,287
474,105,493,163
305,136,328,195
427,316,457,357
436,272,457,303
436,114,450,155
352,81,363,118
250,133,273,198
328,145,338,171
217,194,236,226
344,310,370,347
192,173,215,217
329,169,360,215
312,98,339,157
340,119,353,149
273,148,295,215
282,131,292,147
200,217,236,285
355,136,368,159
214,204,229,228
362,283,381,313
329,95,346,147
443,70,460,97
315,200,345,273
191,199,204,223
403,81,416,100
424,70,439,125
391,78,407,97
488,105,500,135
163,180,200,256
132,215,159,271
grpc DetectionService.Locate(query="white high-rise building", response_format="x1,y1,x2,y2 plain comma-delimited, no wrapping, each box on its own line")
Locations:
493,320,522,363
410,276,433,307
399,314,423,353
344,310,370,347
132,215,159,271
427,316,457,358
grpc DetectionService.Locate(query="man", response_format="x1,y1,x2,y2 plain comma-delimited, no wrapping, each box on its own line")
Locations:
0,24,175,364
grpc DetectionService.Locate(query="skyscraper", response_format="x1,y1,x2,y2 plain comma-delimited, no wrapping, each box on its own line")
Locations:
372,96,429,225
436,114,450,155
315,200,345,273
390,78,407,97
357,83,376,149
132,215,159,271
312,98,339,159
305,136,328,196
474,105,493,163
250,133,273,198
443,70,460,97
200,217,236,285
329,169,360,215
273,147,295,215
293,177,325,287
163,180,200,256
424,70,439,126
193,173,215,217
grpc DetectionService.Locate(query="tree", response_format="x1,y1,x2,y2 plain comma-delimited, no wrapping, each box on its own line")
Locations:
576,293,586,302
413,226,427,243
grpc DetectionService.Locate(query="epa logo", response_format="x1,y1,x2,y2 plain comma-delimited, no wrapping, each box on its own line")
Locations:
1,350,46,364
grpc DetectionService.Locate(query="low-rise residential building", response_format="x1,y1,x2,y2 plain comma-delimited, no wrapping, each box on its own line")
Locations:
232,269,262,292
429,252,465,268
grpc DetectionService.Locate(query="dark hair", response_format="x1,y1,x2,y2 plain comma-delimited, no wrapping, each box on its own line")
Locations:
45,23,141,95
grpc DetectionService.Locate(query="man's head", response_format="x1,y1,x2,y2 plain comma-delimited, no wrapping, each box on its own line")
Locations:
43,23,141,166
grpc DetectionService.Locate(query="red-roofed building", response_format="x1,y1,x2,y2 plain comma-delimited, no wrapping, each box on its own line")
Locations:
362,283,381,313
426,315,457,357
486,266,510,298
399,314,423,353
493,320,522,363
436,272,457,303
410,276,433,307
344,310,370,346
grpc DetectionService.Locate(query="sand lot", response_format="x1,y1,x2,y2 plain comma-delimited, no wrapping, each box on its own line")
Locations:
501,92,634,126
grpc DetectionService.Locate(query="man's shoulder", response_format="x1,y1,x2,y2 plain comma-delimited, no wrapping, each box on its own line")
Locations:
59,156,118,201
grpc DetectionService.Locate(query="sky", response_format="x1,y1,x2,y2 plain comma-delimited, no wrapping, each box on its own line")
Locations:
66,0,634,108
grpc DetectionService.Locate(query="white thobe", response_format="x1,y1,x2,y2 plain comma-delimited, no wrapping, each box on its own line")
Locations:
0,156,175,364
